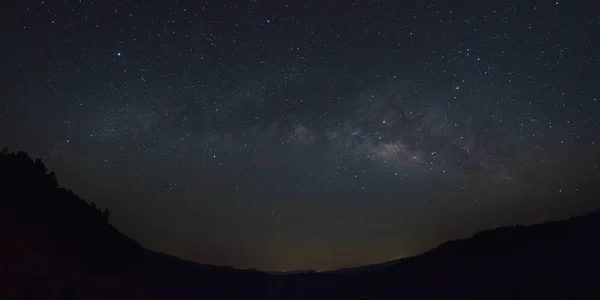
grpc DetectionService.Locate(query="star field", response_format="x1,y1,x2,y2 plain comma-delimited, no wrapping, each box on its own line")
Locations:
1,0,599,271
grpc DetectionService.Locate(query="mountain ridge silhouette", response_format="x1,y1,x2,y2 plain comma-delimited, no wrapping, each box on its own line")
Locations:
1,149,599,299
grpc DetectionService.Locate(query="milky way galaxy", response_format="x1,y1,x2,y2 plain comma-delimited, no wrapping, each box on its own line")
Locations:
1,0,599,271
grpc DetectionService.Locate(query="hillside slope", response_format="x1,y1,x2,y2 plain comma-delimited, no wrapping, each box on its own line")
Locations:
341,210,600,299
0,150,277,299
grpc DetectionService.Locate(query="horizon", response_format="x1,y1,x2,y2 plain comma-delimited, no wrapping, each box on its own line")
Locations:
110,202,600,273
2,0,599,271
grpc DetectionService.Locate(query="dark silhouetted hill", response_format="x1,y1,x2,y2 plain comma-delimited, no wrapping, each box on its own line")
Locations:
0,149,278,299
1,149,599,300
333,210,600,299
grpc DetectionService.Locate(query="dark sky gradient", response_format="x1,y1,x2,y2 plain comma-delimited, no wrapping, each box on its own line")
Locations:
1,0,599,271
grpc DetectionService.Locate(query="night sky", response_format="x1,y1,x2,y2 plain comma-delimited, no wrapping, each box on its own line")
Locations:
1,0,599,271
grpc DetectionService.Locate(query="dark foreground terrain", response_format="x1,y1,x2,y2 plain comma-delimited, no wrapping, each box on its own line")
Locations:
1,149,599,300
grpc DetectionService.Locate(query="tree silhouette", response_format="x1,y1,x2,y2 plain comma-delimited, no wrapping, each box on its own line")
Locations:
0,148,111,224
